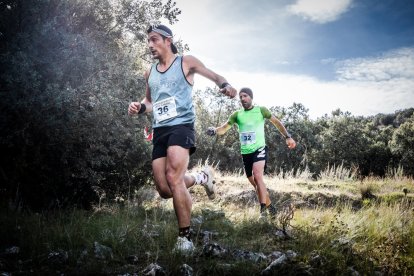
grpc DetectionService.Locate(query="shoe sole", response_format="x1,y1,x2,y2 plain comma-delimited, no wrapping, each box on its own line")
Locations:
202,166,216,200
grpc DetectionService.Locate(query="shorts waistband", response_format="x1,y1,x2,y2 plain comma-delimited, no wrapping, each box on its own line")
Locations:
153,122,194,130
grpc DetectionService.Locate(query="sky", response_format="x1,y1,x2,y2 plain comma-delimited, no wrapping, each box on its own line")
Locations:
163,0,414,119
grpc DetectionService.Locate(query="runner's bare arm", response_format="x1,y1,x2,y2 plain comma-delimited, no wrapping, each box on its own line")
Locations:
142,70,153,112
183,55,237,98
216,122,232,136
128,70,153,115
269,115,296,149
206,122,232,136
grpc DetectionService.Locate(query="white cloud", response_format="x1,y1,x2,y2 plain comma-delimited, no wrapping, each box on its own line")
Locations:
171,2,413,119
336,47,414,81
287,0,353,24
193,47,414,119
172,0,305,69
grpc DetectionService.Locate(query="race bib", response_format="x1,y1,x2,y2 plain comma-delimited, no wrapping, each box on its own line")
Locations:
153,96,178,122
240,131,256,145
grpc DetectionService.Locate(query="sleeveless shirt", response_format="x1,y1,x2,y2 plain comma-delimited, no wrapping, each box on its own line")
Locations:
148,56,194,128
228,106,272,154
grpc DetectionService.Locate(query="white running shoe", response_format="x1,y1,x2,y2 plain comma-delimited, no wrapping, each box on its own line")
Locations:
201,166,216,200
173,236,195,255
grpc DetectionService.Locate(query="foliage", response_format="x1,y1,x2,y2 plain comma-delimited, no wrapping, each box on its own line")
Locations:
0,0,179,209
192,88,242,171
1,1,414,211
191,90,414,181
390,115,414,175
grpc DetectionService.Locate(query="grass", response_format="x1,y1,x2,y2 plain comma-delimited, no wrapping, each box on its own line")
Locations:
1,171,414,275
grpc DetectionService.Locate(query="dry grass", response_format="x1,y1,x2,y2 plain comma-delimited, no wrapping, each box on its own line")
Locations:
1,168,413,275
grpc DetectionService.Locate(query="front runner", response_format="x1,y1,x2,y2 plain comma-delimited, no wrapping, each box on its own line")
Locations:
206,87,296,218
128,25,236,254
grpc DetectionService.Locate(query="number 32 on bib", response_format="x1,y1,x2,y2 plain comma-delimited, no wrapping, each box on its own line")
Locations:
240,131,256,145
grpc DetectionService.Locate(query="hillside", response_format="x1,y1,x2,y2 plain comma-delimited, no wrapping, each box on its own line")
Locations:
1,171,413,275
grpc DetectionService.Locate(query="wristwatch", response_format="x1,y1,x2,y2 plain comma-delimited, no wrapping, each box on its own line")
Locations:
285,133,292,139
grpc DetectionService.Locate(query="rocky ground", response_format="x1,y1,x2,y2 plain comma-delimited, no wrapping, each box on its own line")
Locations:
1,174,412,275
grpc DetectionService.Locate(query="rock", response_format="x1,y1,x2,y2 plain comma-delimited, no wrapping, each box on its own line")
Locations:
267,251,284,261
179,264,193,276
262,255,312,276
191,216,204,225
331,237,353,254
334,237,352,246
261,254,287,275
126,255,139,265
142,263,166,276
199,230,219,245
274,230,289,239
47,249,69,266
4,246,19,255
93,242,113,260
202,243,227,258
286,250,298,259
309,251,326,268
232,249,267,263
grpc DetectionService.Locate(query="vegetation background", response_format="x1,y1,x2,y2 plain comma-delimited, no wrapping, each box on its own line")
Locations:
0,0,413,274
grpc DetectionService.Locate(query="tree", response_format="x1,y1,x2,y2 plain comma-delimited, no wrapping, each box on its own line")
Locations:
192,88,242,171
266,103,314,175
311,113,368,175
0,0,180,209
390,115,414,176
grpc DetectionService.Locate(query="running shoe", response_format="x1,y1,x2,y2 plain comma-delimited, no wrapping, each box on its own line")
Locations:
201,166,216,200
173,236,195,255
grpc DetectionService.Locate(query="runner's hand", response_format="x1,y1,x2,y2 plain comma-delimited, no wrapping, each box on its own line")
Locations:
286,138,296,149
206,127,217,136
128,102,141,116
219,85,237,98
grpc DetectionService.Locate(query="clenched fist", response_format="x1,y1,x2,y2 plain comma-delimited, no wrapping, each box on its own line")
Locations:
206,127,217,136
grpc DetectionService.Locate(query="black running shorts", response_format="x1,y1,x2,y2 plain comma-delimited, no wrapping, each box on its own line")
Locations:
242,146,268,177
152,123,196,160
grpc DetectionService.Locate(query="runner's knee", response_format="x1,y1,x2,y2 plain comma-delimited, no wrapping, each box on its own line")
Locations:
156,185,172,199
166,169,183,190
158,191,172,199
252,169,264,181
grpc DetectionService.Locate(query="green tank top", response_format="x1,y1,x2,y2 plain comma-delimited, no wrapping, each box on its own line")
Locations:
228,106,272,154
